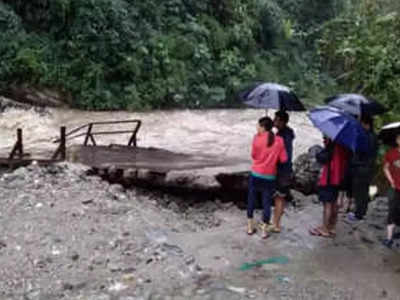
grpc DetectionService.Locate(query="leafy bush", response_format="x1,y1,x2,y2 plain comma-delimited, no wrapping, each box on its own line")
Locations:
319,0,400,122
0,0,349,110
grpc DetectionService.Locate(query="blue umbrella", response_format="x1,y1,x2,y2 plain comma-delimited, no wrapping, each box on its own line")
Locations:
324,94,386,116
308,106,369,152
239,82,305,111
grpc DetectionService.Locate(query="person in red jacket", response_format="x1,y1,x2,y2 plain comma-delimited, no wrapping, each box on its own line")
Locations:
310,137,349,237
247,116,287,239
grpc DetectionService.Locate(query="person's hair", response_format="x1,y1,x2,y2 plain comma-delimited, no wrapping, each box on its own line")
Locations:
275,110,289,124
361,114,373,130
258,116,275,147
395,133,400,147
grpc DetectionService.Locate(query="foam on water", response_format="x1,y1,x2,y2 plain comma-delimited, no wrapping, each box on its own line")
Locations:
0,108,321,160
0,108,58,153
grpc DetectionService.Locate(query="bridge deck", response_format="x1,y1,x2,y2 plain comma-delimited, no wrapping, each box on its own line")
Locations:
69,145,246,172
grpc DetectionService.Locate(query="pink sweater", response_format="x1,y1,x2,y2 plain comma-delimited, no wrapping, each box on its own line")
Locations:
251,132,288,176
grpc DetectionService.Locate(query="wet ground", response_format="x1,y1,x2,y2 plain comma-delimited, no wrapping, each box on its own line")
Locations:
0,163,399,300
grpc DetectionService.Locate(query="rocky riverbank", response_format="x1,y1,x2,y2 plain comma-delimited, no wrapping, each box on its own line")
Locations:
0,163,399,300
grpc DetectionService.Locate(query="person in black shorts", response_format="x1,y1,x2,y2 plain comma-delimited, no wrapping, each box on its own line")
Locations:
309,137,349,237
270,111,295,233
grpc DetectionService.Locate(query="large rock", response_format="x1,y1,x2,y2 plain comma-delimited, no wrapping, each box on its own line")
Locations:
293,145,323,195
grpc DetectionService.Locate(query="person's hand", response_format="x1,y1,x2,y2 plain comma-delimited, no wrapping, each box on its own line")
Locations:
390,181,396,189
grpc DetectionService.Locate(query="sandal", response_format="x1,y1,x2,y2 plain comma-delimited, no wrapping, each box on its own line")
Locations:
247,219,256,235
317,228,333,238
247,228,257,235
262,232,269,239
267,224,281,233
309,227,332,238
309,227,322,236
259,223,269,239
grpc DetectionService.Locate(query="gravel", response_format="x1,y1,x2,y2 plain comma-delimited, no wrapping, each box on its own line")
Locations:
0,162,399,300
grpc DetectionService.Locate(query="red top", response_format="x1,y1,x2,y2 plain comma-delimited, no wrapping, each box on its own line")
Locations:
318,143,349,187
251,132,287,176
384,148,400,190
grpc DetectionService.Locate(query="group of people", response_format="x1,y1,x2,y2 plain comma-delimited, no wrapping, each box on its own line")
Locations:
246,111,400,247
246,111,294,239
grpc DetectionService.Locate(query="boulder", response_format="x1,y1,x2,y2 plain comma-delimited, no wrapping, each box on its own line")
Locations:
292,145,323,195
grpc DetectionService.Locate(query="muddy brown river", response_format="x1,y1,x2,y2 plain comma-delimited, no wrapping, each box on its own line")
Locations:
0,108,321,161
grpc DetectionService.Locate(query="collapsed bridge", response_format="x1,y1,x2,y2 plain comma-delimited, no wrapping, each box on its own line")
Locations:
0,119,320,202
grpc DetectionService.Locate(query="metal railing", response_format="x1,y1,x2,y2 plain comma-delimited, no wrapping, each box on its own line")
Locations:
4,127,66,167
2,119,141,169
55,119,142,147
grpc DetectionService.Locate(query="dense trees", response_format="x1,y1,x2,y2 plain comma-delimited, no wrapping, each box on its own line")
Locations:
319,0,400,124
0,0,398,114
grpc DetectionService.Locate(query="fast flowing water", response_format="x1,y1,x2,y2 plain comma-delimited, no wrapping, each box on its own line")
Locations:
0,108,321,161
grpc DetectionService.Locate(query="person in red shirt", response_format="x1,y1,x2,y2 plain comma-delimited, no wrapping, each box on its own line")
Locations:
247,116,287,239
310,137,349,237
383,133,400,248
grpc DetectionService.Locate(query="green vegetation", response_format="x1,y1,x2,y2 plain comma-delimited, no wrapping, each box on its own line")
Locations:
0,0,399,114
319,0,400,124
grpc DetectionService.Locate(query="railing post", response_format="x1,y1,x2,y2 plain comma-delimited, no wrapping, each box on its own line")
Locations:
128,120,141,147
84,124,93,146
52,126,67,161
8,128,23,159
89,133,97,146
17,128,23,159
60,126,66,160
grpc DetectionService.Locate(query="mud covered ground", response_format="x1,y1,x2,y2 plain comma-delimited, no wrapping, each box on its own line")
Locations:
0,163,399,300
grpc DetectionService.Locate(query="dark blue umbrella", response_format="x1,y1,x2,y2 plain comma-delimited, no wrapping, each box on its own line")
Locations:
308,106,369,152
324,94,386,116
239,82,305,111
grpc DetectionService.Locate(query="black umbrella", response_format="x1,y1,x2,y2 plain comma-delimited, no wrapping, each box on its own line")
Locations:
378,122,400,146
239,82,305,111
324,94,386,116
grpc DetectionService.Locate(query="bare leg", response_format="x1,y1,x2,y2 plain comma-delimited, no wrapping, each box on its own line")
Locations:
273,196,285,230
337,191,344,209
322,202,333,234
310,203,332,237
343,196,353,213
247,219,255,235
328,201,339,235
